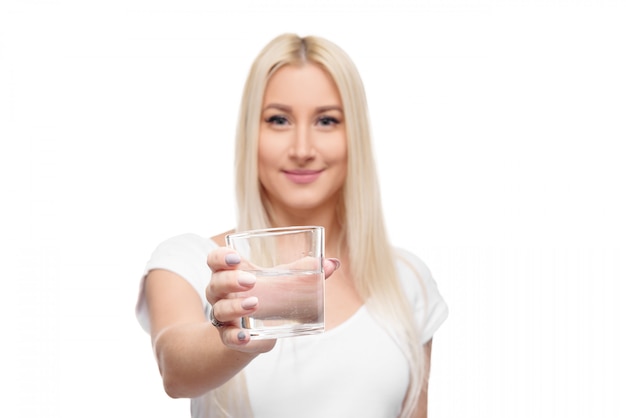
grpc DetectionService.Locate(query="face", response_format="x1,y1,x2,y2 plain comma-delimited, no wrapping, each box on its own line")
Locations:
258,63,347,219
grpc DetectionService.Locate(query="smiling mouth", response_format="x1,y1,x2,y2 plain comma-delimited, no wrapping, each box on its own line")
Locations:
282,169,324,184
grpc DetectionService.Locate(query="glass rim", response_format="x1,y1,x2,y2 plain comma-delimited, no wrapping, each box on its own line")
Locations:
226,225,323,240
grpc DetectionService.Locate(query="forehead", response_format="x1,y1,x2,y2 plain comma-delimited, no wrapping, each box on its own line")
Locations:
263,63,342,106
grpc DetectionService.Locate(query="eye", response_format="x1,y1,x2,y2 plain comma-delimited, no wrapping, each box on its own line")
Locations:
265,115,290,126
317,116,340,127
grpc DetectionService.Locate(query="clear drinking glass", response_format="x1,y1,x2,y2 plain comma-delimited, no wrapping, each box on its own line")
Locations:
225,226,325,339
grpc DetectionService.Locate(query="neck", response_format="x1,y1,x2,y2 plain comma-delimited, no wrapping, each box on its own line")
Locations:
266,206,345,258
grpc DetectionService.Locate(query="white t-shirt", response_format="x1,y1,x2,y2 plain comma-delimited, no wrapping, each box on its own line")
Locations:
136,234,448,418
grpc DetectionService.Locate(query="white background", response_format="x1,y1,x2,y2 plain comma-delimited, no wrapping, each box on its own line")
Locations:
1,0,625,417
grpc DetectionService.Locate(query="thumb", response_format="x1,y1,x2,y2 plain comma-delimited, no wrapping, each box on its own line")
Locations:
323,258,341,279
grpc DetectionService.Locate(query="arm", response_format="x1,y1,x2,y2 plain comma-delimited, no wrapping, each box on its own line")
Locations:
145,248,340,399
145,267,273,398
414,339,433,418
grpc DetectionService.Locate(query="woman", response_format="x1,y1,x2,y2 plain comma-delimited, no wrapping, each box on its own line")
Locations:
136,33,448,417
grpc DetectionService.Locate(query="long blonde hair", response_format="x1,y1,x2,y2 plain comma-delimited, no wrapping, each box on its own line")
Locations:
207,33,426,417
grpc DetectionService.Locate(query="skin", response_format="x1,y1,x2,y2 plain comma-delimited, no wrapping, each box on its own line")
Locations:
145,63,432,416
257,62,348,221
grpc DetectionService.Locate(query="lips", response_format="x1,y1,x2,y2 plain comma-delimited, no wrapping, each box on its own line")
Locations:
282,169,324,184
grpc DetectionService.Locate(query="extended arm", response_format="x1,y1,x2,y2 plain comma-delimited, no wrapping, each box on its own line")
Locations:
144,268,272,398
144,247,339,399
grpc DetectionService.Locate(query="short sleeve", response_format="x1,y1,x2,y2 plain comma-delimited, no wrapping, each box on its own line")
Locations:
394,248,449,344
135,234,219,333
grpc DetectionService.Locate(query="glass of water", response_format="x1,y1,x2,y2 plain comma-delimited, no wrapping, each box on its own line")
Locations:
225,226,325,339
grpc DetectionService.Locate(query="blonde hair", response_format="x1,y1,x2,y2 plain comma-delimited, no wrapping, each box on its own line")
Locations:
207,33,426,417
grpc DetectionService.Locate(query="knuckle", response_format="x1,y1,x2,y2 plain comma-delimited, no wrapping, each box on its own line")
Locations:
207,248,228,271
224,298,240,318
206,280,219,303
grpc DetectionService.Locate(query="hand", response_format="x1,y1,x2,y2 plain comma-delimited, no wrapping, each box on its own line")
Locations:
206,247,340,352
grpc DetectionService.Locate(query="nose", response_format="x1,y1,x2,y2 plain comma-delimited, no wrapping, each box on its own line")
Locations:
289,125,315,162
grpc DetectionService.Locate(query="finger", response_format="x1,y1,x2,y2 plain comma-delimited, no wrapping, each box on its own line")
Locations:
220,328,278,352
211,296,258,325
323,258,341,279
207,247,241,273
279,256,340,279
210,270,257,294
221,328,253,347
206,270,257,304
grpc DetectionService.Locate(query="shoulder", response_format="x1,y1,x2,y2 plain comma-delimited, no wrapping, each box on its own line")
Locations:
393,247,449,341
146,233,221,273
392,247,435,299
393,248,433,281
152,233,220,255
137,233,221,333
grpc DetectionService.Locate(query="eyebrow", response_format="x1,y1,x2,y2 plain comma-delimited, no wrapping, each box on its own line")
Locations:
262,103,343,113
317,105,343,113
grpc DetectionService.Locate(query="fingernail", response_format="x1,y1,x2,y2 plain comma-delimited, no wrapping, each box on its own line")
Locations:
225,253,241,265
237,331,246,341
237,271,256,286
241,296,258,310
329,258,341,270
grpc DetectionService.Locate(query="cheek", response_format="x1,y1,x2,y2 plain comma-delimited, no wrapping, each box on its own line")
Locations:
258,130,289,160
257,137,281,184
257,136,274,165
323,133,348,166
